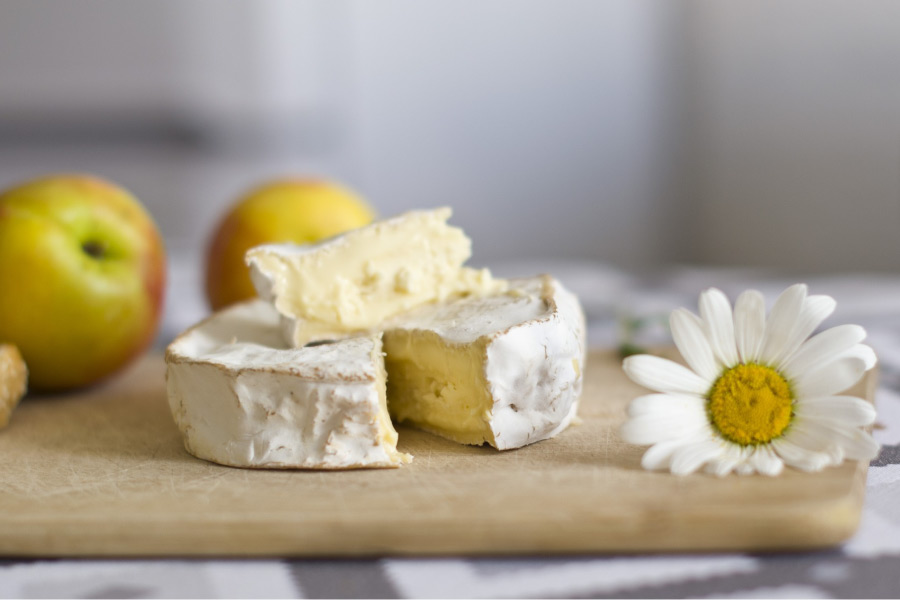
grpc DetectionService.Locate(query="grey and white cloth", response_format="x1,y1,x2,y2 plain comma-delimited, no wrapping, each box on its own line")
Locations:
3,262,900,599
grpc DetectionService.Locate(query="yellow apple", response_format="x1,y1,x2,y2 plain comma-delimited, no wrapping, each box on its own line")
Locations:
205,179,375,310
0,175,166,391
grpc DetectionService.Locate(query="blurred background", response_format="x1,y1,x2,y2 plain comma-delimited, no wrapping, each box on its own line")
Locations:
1,0,898,337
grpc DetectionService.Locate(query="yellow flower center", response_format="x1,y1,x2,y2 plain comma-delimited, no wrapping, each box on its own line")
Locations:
707,364,793,446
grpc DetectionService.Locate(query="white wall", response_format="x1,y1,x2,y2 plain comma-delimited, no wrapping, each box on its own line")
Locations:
0,1,181,117
1,1,896,272
684,0,900,272
342,1,686,266
0,0,686,269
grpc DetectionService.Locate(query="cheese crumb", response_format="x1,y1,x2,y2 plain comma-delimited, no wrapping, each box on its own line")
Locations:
0,344,27,429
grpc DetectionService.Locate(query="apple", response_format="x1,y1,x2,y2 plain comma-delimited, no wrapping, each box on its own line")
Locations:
0,174,166,391
205,179,374,310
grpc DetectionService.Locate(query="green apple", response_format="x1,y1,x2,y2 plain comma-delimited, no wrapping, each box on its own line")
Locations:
0,174,166,391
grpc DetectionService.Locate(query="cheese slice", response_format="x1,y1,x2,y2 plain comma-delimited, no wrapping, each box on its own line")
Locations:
166,299,411,469
246,207,505,347
383,275,585,450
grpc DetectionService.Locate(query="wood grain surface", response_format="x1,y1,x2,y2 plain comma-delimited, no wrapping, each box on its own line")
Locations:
0,350,873,557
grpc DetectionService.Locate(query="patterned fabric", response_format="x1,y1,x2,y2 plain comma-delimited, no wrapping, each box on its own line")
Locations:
3,263,900,598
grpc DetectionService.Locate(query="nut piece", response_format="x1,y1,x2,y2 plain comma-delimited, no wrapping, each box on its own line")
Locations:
0,343,27,428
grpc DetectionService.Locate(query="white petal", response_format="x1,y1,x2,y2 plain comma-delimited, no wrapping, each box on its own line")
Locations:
772,295,836,369
795,419,881,462
620,412,708,445
781,324,867,381
794,395,877,427
828,443,846,465
704,462,728,476
641,439,691,471
782,421,832,453
670,440,723,476
839,429,881,461
749,445,784,476
623,355,710,395
699,288,739,367
777,419,876,469
735,462,756,476
771,438,832,472
627,393,707,418
670,309,720,381
759,284,807,365
834,344,878,371
734,290,766,364
704,444,745,477
794,356,867,398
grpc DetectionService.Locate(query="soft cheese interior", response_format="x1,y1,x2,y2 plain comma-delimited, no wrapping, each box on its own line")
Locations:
166,208,586,469
246,207,505,347
166,299,411,469
383,276,585,450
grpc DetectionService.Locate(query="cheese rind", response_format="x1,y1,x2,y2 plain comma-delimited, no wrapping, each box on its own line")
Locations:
383,276,586,450
246,207,505,347
165,299,410,469
166,276,584,467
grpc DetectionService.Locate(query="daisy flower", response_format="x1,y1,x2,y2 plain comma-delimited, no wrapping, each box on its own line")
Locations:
621,284,880,476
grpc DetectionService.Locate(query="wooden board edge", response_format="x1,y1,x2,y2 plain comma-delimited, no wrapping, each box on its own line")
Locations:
0,458,869,558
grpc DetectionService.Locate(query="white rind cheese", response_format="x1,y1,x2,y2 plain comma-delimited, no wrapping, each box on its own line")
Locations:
165,276,585,468
384,275,586,450
167,204,586,469
246,207,505,347
166,299,411,469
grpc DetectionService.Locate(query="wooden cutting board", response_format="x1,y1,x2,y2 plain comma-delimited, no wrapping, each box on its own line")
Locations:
0,350,873,557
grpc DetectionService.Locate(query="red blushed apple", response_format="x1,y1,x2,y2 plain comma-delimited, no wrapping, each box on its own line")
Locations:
0,174,166,391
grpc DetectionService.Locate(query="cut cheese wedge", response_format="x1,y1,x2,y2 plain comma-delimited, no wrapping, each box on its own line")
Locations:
246,207,505,347
384,275,585,449
166,275,585,468
166,299,411,469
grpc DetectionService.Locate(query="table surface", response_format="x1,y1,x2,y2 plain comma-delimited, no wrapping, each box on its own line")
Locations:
3,260,900,599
